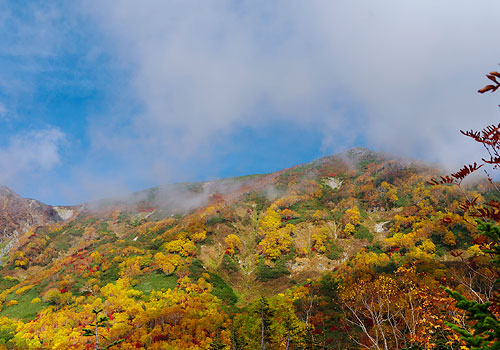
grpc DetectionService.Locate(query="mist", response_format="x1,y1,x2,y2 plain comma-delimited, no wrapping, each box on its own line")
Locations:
1,1,500,204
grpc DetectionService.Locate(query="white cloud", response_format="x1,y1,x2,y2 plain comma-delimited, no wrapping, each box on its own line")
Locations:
82,0,500,174
0,128,66,186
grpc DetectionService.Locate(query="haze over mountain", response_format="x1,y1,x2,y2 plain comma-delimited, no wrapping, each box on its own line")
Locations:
1,1,500,205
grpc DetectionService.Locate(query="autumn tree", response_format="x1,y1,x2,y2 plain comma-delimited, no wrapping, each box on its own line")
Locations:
82,306,124,350
428,67,500,349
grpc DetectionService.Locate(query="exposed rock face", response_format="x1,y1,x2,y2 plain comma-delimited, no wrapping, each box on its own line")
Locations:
0,185,62,240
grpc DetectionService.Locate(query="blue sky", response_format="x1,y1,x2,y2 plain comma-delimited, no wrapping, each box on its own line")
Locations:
1,1,500,205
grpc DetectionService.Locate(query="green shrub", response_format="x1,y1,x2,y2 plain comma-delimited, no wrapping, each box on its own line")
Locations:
209,274,237,305
354,225,374,242
325,242,343,260
221,254,239,273
256,257,290,282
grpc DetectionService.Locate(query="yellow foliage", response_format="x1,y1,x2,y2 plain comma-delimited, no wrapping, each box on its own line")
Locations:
344,223,355,235
6,300,17,306
15,285,35,295
258,208,281,236
90,251,102,263
312,227,328,253
345,206,361,226
381,181,398,205
190,230,206,242
154,252,183,275
467,244,485,257
443,230,457,246
351,250,390,270
163,238,197,257
31,297,41,304
224,234,242,256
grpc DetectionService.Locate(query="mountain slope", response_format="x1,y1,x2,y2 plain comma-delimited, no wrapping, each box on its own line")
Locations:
0,148,494,349
0,186,60,239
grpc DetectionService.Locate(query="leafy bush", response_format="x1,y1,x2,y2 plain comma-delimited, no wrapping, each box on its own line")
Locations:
325,242,343,260
354,225,374,242
256,257,290,282
221,254,239,273
209,274,237,305
206,217,229,226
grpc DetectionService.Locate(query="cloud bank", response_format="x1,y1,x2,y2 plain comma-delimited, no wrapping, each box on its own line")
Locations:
81,0,500,178
0,128,66,188
3,1,500,204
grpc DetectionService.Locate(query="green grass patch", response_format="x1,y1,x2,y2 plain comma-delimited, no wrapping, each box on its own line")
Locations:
243,192,269,212
0,276,19,291
209,274,237,305
54,239,71,252
206,217,229,226
366,242,384,254
325,242,343,260
395,193,410,207
353,225,374,242
67,228,84,237
256,256,291,282
0,239,10,252
134,272,177,294
221,254,239,273
100,265,120,286
188,259,205,278
0,287,48,320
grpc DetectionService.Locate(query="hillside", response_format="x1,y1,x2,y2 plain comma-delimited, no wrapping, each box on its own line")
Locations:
0,148,497,349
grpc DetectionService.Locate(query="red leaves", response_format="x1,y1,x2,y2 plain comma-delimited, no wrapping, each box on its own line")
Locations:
478,71,500,93
490,71,500,79
427,175,456,186
478,84,498,93
428,162,484,187
451,163,483,181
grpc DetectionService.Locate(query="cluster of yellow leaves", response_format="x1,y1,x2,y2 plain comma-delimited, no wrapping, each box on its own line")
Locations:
344,206,361,235
257,208,294,264
13,251,27,268
385,231,436,262
135,217,176,236
381,181,399,205
154,252,183,275
345,206,361,225
190,230,206,243
43,288,73,307
311,226,328,253
15,285,35,295
224,234,242,256
350,250,390,272
118,254,153,277
163,238,196,257
200,205,218,218
344,223,355,235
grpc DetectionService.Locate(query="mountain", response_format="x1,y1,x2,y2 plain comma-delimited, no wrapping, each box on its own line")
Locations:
0,185,79,237
0,148,495,349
